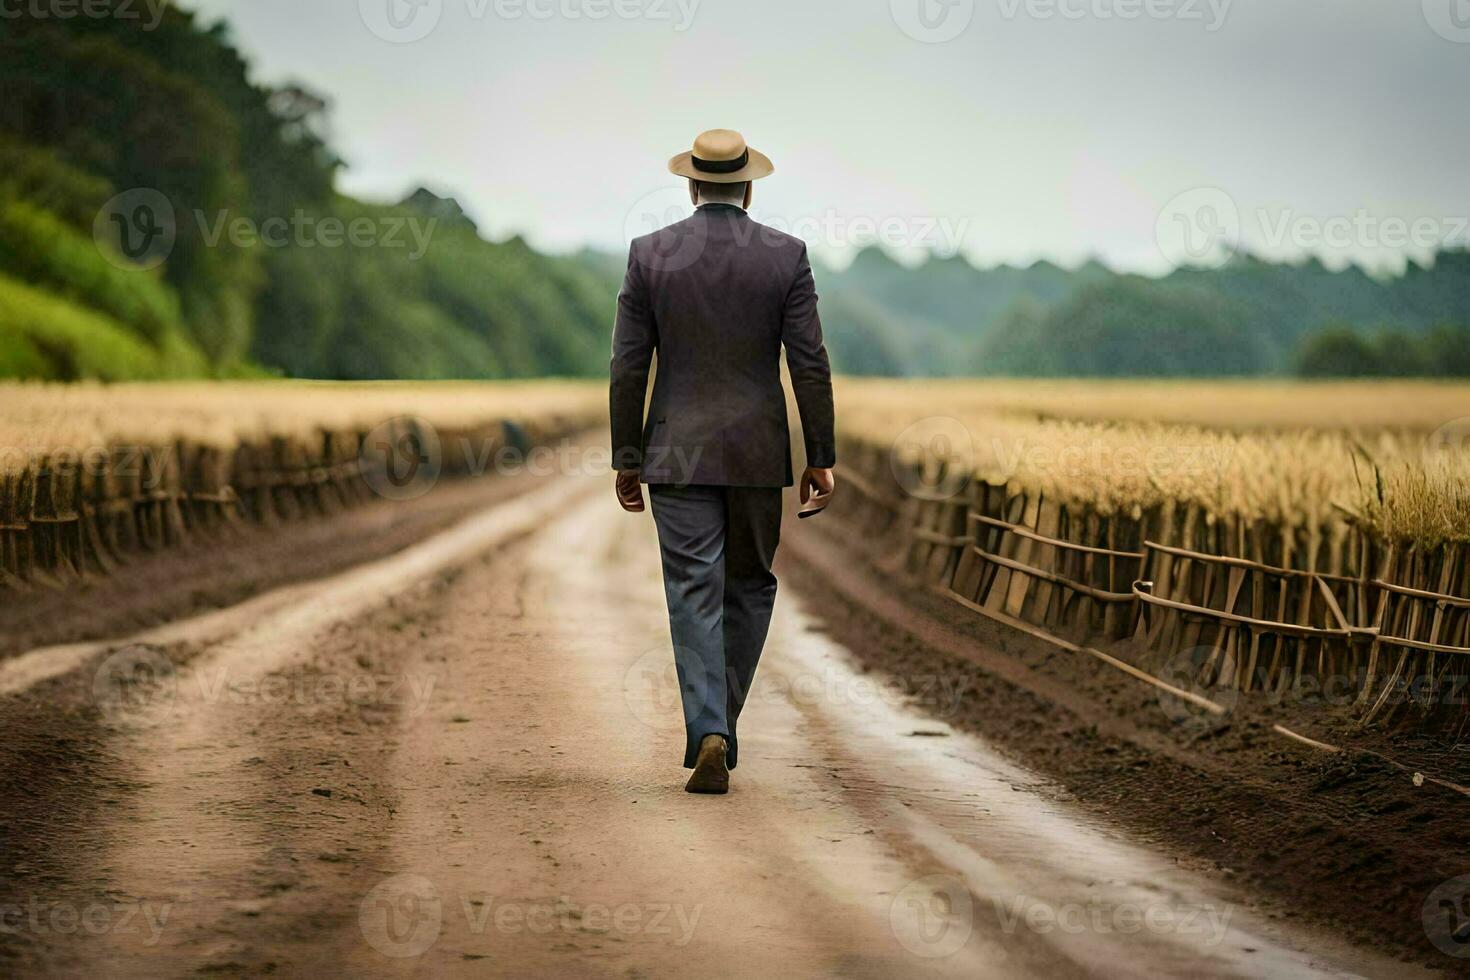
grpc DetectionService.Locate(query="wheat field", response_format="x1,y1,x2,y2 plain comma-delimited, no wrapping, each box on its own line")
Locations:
832,379,1470,730
0,380,607,590
835,378,1470,546
6,378,1469,729
6,377,1467,547
0,379,606,474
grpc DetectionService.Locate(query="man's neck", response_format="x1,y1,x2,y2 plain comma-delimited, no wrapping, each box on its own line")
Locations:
696,199,746,211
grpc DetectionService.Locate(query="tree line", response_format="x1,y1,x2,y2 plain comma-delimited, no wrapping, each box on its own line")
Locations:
0,4,615,381
1,3,1463,382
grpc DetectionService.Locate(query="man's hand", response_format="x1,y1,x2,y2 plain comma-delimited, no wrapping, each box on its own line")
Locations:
615,468,645,513
800,466,835,506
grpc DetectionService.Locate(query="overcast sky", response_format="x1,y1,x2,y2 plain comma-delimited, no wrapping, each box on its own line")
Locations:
184,0,1468,273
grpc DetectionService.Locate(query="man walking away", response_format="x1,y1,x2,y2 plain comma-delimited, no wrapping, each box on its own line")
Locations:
610,128,837,794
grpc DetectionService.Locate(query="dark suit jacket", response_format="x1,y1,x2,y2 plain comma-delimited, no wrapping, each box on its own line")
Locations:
609,203,836,487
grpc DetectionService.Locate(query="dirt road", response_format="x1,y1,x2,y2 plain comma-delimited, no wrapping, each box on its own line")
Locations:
0,474,1436,978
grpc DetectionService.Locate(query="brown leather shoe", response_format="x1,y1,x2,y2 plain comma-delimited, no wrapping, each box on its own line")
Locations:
684,734,730,794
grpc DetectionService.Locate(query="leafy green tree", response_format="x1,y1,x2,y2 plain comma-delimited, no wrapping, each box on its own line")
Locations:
1295,324,1378,377
0,273,178,380
1369,328,1431,377
1422,323,1470,377
977,277,1270,377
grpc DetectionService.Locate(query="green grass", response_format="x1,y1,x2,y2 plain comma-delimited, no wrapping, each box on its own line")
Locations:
0,273,192,380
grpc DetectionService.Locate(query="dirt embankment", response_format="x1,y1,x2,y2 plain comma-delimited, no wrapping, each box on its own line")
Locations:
779,501,1470,975
0,463,554,663
0,480,1430,978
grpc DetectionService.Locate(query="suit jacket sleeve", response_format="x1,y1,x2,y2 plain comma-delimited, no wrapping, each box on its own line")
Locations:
609,245,657,471
782,245,836,469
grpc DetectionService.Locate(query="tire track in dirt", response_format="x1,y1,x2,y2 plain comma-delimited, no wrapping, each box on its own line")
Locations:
0,478,1436,978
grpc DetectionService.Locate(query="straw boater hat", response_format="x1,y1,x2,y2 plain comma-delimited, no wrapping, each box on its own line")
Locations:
668,129,774,183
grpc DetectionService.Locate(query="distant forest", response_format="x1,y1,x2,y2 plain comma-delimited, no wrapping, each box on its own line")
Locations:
0,3,615,381
1,2,1465,381
808,246,1470,379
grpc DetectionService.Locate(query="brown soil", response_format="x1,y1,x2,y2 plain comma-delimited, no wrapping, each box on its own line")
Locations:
0,466,554,662
0,470,1450,978
780,498,1470,977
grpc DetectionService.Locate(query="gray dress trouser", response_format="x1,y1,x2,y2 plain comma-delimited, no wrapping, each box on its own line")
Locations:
648,484,782,769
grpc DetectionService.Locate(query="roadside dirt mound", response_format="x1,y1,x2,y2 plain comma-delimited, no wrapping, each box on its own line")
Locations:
0,485,1425,978
780,512,1470,975
0,466,548,663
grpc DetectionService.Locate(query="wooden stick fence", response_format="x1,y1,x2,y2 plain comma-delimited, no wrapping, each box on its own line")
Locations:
0,415,584,594
836,434,1470,734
